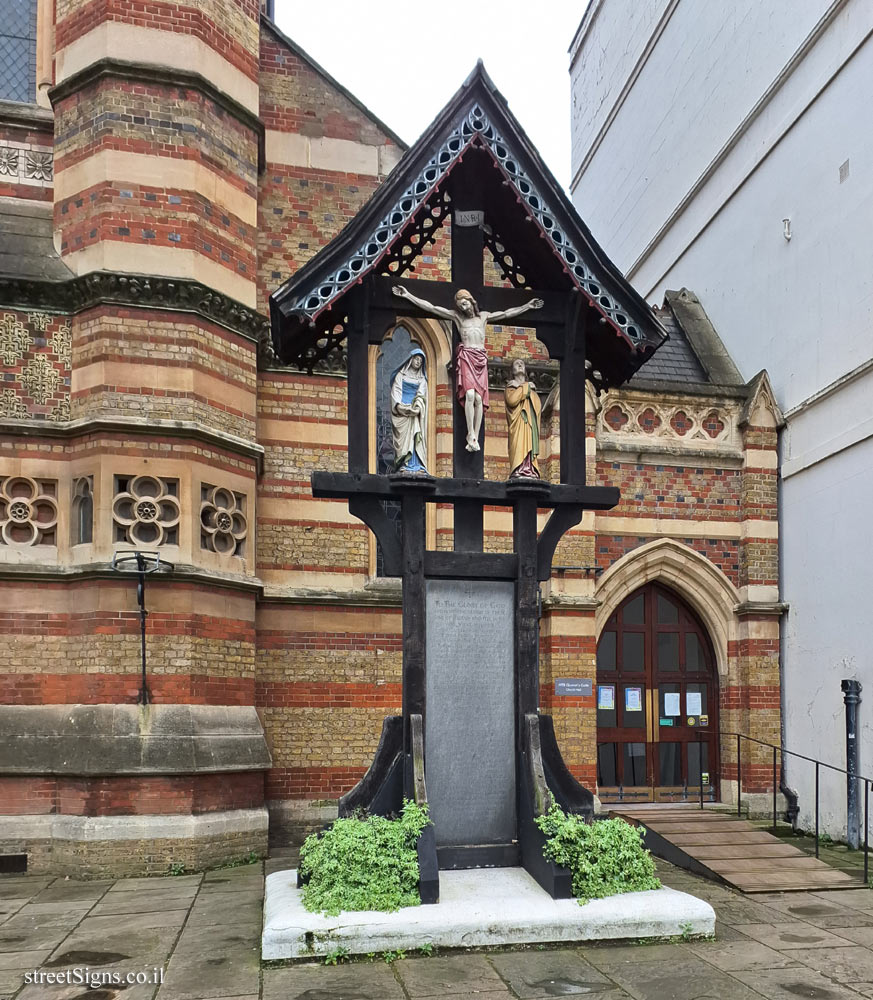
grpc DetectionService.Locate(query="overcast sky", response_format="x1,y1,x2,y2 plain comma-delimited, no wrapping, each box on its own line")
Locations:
274,2,584,191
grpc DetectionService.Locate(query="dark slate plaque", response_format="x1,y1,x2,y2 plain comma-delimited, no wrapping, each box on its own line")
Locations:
425,579,515,848
554,678,593,697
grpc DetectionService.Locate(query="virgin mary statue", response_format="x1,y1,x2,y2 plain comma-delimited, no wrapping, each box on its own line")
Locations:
390,347,428,473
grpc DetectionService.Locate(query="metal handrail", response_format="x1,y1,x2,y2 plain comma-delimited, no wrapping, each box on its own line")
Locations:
725,730,870,883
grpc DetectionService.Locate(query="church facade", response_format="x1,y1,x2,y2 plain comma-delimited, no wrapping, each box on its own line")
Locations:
0,0,782,875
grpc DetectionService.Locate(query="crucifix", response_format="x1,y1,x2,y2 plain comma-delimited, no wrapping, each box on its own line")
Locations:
392,284,543,452
271,105,664,899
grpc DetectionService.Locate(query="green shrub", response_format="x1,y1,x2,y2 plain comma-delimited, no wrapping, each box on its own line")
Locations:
535,804,661,903
299,800,429,916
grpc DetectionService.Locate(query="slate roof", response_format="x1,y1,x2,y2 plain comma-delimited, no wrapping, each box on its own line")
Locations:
632,304,708,384
0,197,73,282
629,287,743,389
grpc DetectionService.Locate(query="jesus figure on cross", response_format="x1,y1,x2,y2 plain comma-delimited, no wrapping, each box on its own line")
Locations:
392,285,543,451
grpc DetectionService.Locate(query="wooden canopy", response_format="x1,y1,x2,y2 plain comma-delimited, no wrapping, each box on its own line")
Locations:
270,62,667,388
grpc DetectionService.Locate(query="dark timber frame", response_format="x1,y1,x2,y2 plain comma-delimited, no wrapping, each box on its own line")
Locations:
271,63,667,902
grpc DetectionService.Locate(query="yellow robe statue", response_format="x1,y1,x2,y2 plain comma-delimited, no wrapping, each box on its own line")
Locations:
504,363,542,479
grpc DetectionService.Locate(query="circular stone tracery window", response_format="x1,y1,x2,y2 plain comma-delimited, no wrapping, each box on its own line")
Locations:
0,476,59,547
200,485,247,556
112,475,181,546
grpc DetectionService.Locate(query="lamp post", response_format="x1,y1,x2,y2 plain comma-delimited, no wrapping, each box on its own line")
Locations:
111,551,173,705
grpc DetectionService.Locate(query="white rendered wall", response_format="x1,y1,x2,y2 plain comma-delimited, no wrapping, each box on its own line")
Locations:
571,0,873,838
782,434,873,838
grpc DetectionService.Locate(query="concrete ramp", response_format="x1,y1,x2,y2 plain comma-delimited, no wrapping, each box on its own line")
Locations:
611,805,864,893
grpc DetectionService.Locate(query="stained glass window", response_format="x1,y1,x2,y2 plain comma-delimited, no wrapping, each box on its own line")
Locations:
0,1,37,104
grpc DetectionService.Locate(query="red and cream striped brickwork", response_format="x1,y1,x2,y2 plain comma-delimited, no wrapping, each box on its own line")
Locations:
0,0,783,870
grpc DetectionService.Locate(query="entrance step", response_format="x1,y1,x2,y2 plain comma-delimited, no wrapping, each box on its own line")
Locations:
610,805,865,894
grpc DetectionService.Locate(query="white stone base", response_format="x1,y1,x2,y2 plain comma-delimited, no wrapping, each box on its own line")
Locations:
262,867,716,960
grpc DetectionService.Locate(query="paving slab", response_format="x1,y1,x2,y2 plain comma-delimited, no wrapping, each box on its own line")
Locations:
202,865,263,885
13,900,96,917
185,895,263,927
0,970,29,993
263,962,406,1000
48,909,187,969
731,921,858,951
17,974,162,1000
394,954,505,996
159,918,261,1000
811,889,873,910
829,924,873,946
795,945,873,984
0,879,53,894
0,913,81,952
88,886,199,916
59,907,189,938
780,901,873,929
262,868,715,960
488,949,616,998
709,898,788,925
732,966,865,1000
32,880,113,903
0,950,50,971
579,942,689,967
0,902,27,924
695,921,750,942
108,874,203,892
685,936,802,971
599,951,764,1000
430,993,514,1000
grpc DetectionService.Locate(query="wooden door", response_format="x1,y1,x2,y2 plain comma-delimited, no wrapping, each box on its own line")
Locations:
595,584,719,803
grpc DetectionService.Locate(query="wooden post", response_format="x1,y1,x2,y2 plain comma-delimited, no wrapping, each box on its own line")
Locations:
401,492,427,761
560,292,586,485
451,172,485,552
510,480,547,746
346,287,370,474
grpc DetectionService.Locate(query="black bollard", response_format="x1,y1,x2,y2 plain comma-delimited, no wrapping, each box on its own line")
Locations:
841,678,862,849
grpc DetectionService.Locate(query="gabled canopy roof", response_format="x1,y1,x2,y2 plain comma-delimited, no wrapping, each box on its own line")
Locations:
270,62,667,385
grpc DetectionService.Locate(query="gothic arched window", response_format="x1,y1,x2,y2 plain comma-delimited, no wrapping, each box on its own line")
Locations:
1,0,37,104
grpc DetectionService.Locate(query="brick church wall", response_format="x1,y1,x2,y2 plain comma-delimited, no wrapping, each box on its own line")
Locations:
0,2,785,871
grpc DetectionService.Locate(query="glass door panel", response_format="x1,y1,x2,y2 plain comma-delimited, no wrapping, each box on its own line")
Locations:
622,742,648,786
658,742,682,785
597,743,618,786
657,632,679,671
688,741,710,787
621,632,645,672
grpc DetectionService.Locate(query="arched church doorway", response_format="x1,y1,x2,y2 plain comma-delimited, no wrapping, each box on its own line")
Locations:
596,583,719,803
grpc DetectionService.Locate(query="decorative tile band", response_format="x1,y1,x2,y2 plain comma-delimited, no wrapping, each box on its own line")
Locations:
0,140,53,187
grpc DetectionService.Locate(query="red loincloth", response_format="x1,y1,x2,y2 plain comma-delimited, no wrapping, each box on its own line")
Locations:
455,344,489,409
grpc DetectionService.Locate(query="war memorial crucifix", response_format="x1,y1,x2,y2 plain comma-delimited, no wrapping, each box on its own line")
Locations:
270,64,667,902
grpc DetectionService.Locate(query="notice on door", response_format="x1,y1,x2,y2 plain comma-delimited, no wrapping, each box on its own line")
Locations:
625,686,642,712
664,691,681,716
597,684,615,710
686,691,703,716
